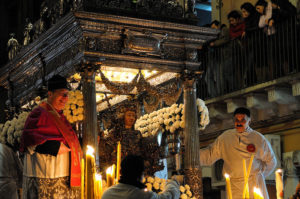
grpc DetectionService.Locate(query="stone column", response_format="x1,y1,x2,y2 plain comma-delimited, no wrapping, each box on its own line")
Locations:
0,86,8,123
183,76,203,199
81,63,99,162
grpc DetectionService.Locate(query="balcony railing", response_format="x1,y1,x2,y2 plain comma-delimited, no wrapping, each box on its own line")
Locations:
198,16,300,100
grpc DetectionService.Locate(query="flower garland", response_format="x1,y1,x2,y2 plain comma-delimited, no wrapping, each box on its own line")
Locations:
135,99,209,137
0,111,29,146
63,90,84,123
143,176,196,199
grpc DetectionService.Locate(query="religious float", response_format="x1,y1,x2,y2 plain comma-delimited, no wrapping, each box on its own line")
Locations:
0,0,284,199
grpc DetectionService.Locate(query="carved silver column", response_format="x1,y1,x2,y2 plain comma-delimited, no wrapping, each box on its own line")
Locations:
183,75,203,199
81,63,99,162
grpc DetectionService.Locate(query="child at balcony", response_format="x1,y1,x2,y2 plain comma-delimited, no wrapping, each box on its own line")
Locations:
227,10,245,40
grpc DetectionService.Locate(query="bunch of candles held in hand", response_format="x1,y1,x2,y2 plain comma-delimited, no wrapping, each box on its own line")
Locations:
81,142,122,199
224,154,284,199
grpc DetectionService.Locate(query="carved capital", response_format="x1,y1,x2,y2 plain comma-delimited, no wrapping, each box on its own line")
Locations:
181,70,201,91
184,168,203,199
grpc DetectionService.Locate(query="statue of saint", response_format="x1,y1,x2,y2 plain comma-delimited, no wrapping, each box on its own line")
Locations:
7,33,19,61
99,104,164,176
23,19,33,46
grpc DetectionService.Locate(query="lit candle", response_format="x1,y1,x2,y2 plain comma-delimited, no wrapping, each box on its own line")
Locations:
95,173,102,198
256,188,264,199
243,154,254,199
81,158,84,199
112,164,116,185
116,141,121,183
86,145,95,199
253,187,259,199
106,166,113,187
243,159,249,199
275,169,284,199
224,173,232,199
99,174,103,198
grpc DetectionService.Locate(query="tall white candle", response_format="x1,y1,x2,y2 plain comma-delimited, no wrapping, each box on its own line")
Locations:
275,169,284,199
224,173,232,199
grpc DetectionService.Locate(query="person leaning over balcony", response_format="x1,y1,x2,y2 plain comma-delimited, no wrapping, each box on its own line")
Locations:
20,75,82,199
200,107,277,199
227,10,245,40
102,155,180,199
209,20,232,93
255,0,273,29
241,2,260,38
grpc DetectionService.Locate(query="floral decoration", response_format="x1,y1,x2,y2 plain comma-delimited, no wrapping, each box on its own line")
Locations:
135,98,209,137
63,90,84,123
143,176,195,199
0,111,29,146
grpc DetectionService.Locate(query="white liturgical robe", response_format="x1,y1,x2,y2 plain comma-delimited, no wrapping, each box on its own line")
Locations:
200,128,277,199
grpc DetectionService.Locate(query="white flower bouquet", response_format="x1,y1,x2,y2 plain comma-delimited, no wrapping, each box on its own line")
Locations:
63,90,84,123
135,98,209,137
143,176,195,199
0,111,29,146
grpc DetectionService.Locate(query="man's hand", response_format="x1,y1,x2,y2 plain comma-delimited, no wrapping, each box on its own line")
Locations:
58,143,70,154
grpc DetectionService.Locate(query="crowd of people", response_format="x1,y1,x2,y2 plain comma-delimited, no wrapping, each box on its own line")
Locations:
204,0,299,98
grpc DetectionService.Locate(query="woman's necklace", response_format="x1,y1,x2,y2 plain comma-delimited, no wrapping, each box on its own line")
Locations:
46,102,61,118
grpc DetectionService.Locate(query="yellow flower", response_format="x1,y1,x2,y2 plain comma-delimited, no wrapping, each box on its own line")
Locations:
71,104,76,110
77,107,84,114
147,177,154,183
153,182,160,190
180,194,187,199
185,184,190,190
180,186,186,193
73,116,78,122
77,100,84,107
186,190,192,197
146,183,152,191
78,114,84,121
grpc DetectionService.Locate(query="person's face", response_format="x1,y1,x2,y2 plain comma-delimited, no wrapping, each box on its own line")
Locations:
211,23,219,29
256,5,265,14
271,3,279,9
48,89,69,111
124,110,136,128
229,17,238,26
234,114,251,133
241,8,250,18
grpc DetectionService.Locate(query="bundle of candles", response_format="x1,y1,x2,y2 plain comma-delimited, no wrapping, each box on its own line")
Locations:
224,154,284,199
81,142,122,199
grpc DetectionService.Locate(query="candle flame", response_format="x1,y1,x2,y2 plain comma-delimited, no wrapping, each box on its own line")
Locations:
254,187,263,197
106,166,114,175
144,188,148,192
276,169,283,173
224,173,230,179
95,174,102,181
86,145,95,155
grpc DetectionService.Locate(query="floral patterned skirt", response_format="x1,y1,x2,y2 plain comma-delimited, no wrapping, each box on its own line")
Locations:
22,176,80,199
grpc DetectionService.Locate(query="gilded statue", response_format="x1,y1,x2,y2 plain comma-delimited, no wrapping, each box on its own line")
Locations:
99,104,164,176
7,33,19,61
23,19,33,46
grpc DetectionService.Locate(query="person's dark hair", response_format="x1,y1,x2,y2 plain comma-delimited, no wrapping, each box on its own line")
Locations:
220,24,227,29
227,10,242,19
255,0,268,9
211,20,220,27
241,2,257,16
234,107,251,117
47,75,69,91
120,155,144,181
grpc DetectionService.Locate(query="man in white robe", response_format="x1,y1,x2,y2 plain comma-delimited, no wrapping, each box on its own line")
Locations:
200,107,277,199
0,143,23,199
